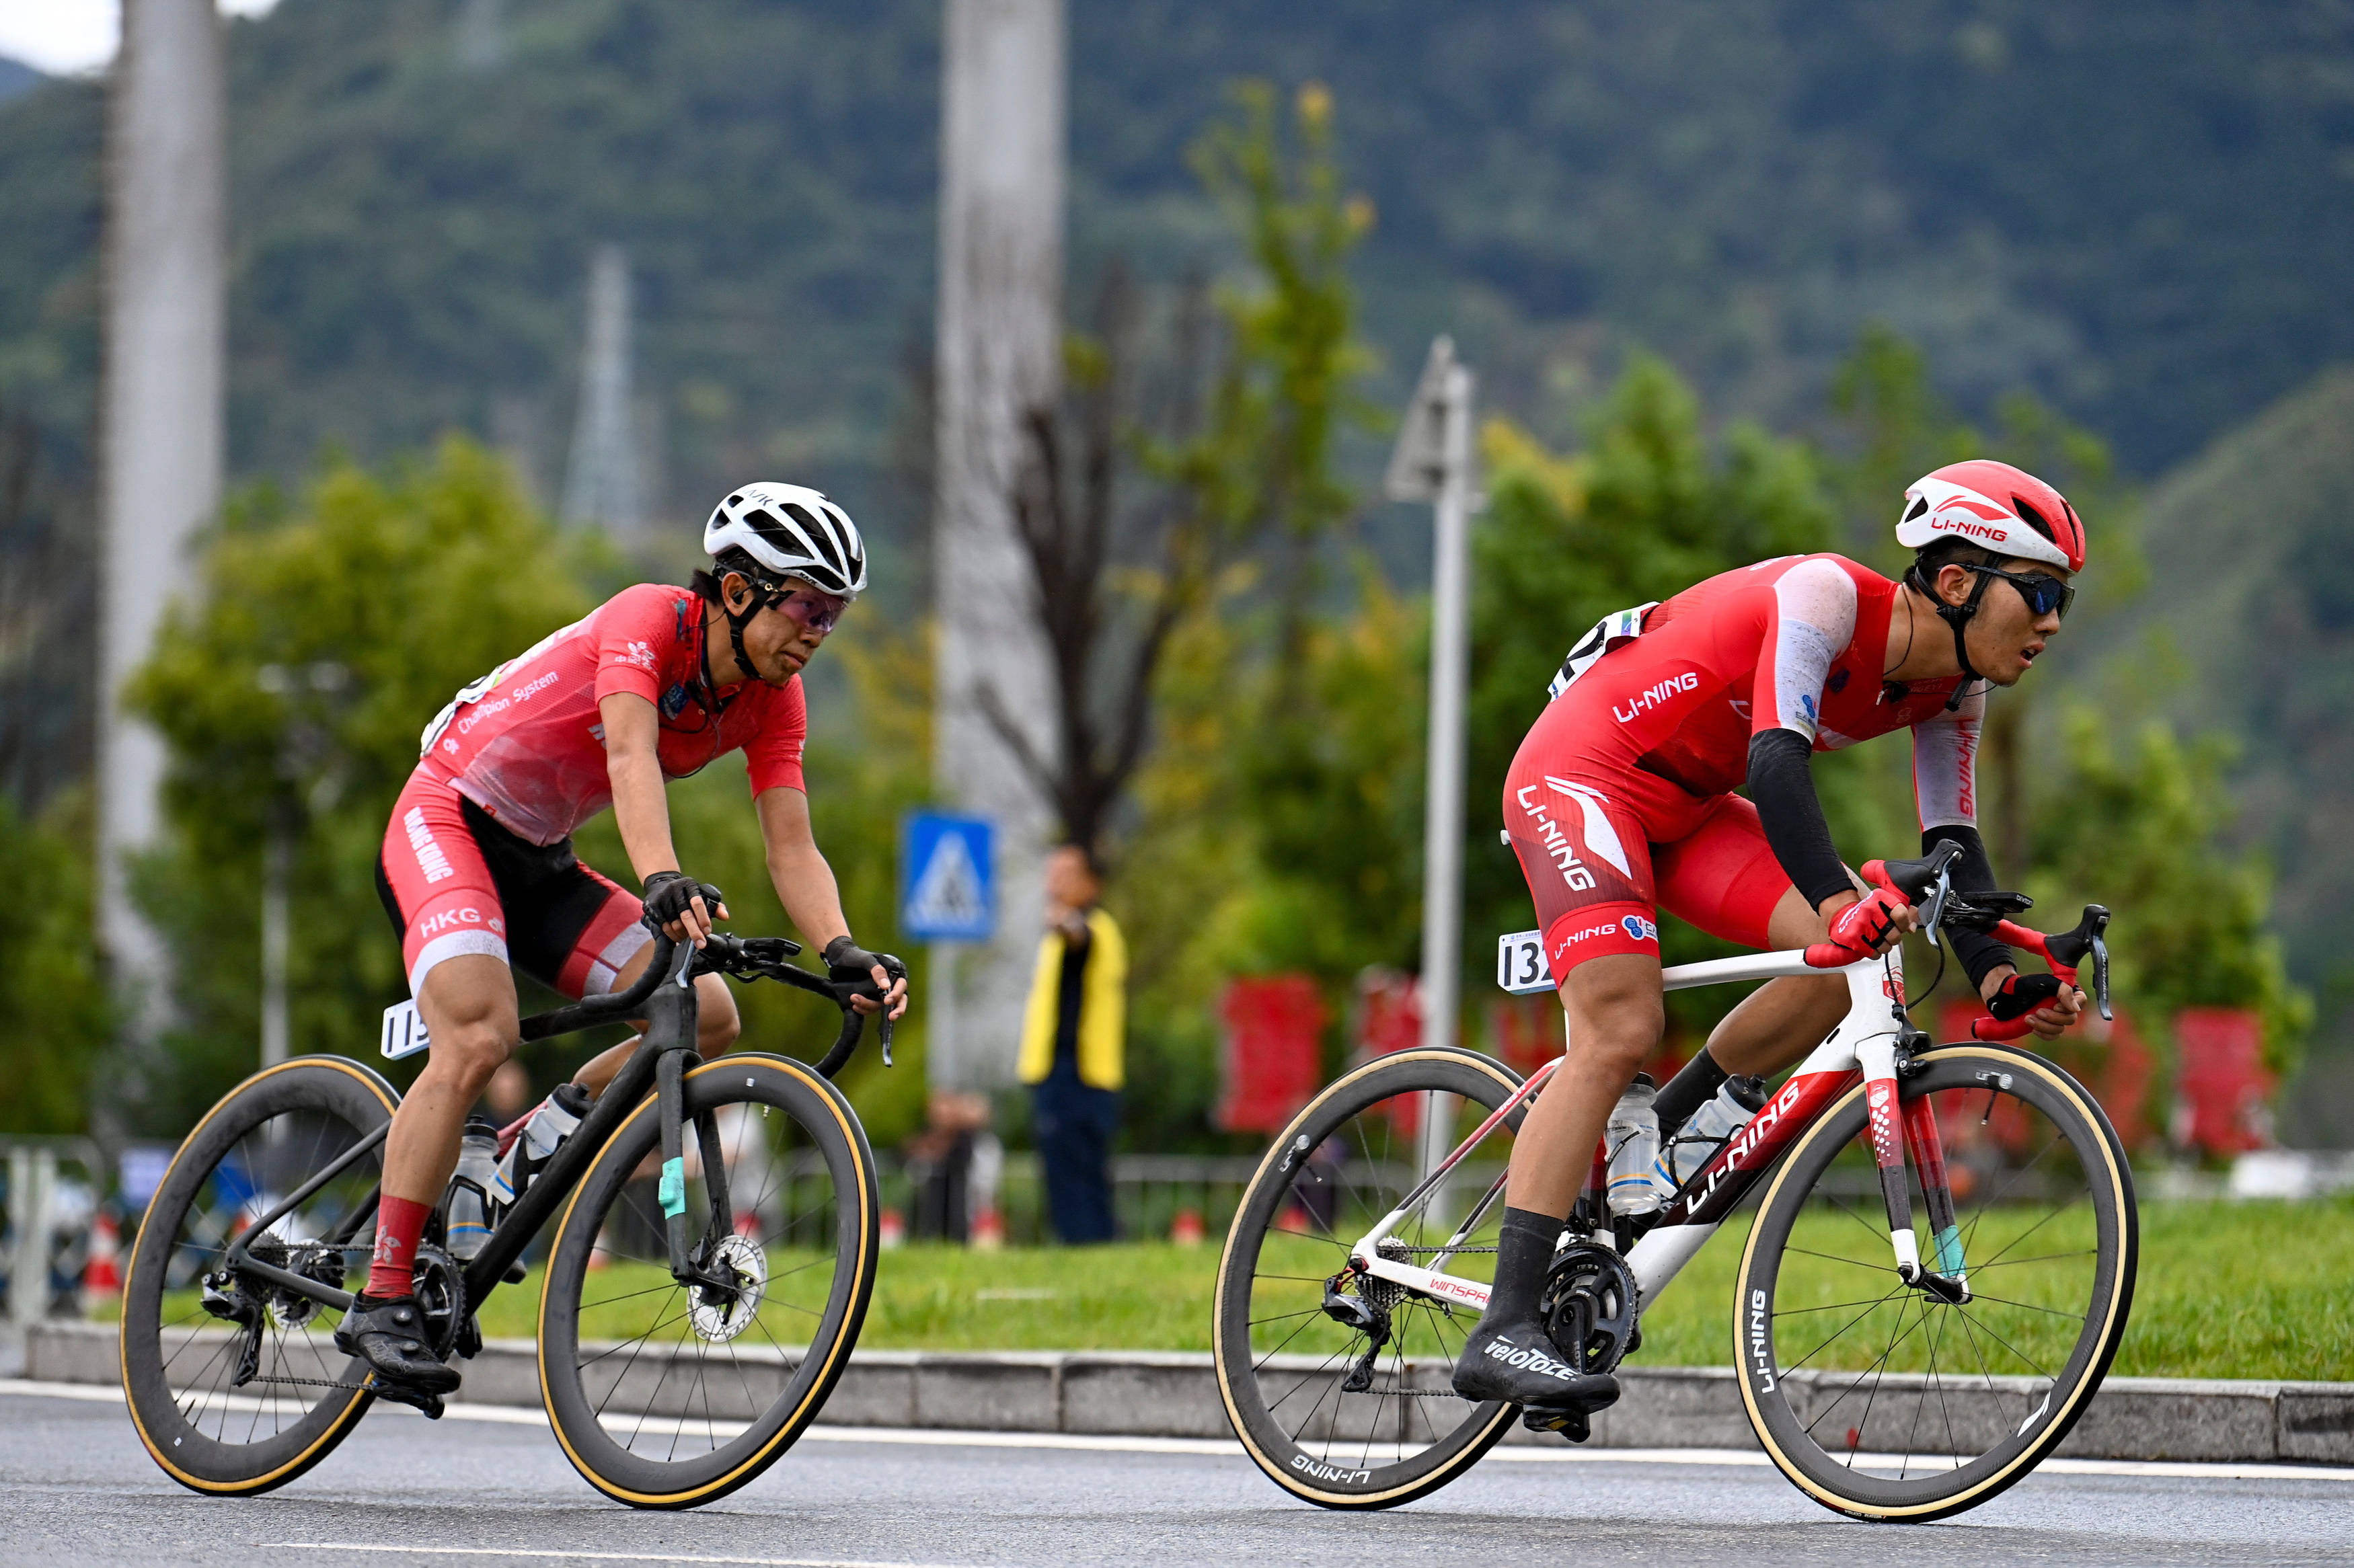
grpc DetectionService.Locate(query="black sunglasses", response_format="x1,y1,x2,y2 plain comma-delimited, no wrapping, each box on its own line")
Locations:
1969,564,2076,621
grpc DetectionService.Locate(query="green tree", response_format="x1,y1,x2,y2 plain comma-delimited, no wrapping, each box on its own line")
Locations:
0,790,110,1133
2030,711,2310,1081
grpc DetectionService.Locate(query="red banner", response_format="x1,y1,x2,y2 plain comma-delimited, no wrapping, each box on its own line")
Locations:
2174,1007,2273,1157
1216,975,1328,1134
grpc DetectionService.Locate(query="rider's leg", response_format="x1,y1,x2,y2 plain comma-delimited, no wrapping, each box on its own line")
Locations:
377,953,522,1280
342,952,517,1394
1452,951,1660,1409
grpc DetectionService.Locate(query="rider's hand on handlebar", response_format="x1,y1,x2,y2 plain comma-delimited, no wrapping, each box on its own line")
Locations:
642,871,729,948
1983,966,2083,1040
823,935,911,1021
1807,886,1919,966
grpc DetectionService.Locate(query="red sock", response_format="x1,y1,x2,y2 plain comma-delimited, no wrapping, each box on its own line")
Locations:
367,1194,434,1300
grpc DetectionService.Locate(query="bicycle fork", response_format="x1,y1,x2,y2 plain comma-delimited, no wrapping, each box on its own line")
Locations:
1856,963,1969,1302
646,953,737,1294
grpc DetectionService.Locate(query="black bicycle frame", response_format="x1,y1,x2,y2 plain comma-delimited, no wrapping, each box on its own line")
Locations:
226,929,761,1317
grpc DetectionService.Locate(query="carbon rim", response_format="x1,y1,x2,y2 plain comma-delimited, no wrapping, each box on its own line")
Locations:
1737,1046,2135,1520
1215,1049,1526,1509
120,1058,393,1493
539,1054,876,1507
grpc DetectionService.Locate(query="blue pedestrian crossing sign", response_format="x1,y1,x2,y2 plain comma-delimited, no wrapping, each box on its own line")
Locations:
900,812,996,941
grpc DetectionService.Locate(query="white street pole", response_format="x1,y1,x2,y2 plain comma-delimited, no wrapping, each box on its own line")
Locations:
260,816,290,1070
1388,340,1483,1193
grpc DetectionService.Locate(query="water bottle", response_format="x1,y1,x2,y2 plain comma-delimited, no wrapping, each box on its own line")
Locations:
444,1115,500,1260
492,1081,593,1212
1605,1074,1663,1217
1654,1074,1770,1193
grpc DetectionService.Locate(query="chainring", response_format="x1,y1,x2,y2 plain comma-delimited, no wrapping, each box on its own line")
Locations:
407,1243,467,1362
1536,1243,1641,1376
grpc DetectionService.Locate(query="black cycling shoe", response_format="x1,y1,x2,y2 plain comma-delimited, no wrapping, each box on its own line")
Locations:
334,1294,461,1397
1451,1318,1620,1415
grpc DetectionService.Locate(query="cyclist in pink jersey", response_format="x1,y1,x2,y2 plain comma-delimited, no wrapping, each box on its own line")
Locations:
1453,460,2093,1418
343,483,909,1395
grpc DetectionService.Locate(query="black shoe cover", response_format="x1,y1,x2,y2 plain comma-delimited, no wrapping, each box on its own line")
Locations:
1451,1317,1619,1413
334,1294,461,1395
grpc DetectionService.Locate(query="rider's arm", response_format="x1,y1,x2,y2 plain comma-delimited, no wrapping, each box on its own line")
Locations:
1910,684,2016,989
755,786,909,1019
1745,559,1862,914
1747,730,1853,912
599,691,723,941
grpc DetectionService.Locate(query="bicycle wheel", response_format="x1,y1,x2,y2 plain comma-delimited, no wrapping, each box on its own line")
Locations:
1735,1042,2137,1522
538,1052,878,1509
120,1056,397,1495
1215,1047,1529,1510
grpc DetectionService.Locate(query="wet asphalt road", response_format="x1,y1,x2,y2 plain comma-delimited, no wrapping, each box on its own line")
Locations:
3,1384,2351,1567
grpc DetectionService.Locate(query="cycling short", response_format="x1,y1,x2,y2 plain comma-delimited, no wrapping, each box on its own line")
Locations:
375,767,650,1000
1503,693,1793,983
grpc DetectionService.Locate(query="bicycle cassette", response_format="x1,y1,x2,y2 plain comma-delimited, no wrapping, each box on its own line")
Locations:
1536,1243,1640,1377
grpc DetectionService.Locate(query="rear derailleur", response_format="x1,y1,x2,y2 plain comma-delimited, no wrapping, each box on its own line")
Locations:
1323,1239,1415,1393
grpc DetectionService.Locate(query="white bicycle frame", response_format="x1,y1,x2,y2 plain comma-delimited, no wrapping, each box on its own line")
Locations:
1346,939,1955,1325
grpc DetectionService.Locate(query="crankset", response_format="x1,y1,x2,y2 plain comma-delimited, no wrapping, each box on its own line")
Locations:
1537,1242,1641,1378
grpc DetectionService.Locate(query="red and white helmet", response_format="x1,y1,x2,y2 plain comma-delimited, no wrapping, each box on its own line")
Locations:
1896,460,2085,573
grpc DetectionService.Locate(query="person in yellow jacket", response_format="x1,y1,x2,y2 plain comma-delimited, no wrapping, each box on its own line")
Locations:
1017,843,1125,1243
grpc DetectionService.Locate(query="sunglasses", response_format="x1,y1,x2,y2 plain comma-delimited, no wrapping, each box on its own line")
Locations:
1969,564,2076,621
745,582,851,634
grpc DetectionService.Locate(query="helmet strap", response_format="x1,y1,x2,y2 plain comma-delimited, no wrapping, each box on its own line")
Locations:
1921,565,1996,712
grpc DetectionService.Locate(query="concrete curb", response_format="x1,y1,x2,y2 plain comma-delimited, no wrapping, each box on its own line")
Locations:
33,1321,2350,1464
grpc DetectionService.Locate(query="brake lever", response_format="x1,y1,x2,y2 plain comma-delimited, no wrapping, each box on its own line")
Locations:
1922,865,1952,949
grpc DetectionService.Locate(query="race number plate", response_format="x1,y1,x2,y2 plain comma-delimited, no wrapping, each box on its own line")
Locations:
381,999,432,1060
1496,930,1554,995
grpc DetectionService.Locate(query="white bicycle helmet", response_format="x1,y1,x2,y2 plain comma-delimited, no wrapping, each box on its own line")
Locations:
704,481,868,598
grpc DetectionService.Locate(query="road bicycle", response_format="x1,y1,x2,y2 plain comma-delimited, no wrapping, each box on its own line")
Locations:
1213,842,2135,1522
119,923,893,1510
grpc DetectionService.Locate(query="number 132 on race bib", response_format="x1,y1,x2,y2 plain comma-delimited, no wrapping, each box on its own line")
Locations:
1496,931,1554,995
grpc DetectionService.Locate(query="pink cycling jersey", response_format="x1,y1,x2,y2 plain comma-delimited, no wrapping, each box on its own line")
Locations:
418,582,808,845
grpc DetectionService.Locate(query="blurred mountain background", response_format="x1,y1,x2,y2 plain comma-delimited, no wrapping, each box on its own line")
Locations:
3,0,2353,1132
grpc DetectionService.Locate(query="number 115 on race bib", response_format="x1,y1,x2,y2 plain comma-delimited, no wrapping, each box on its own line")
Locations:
1496,931,1554,995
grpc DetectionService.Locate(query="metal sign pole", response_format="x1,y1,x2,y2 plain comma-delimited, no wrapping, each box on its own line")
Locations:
1386,340,1484,1195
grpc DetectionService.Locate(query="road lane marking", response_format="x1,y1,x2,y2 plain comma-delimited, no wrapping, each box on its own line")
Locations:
261,1548,958,1568
11,1379,2353,1483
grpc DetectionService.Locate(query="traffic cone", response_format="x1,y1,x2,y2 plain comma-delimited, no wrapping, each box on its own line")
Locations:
1169,1208,1205,1247
970,1206,1005,1251
83,1209,122,1308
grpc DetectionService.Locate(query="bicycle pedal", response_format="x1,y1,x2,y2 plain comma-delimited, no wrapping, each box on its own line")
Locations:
367,1374,450,1419
503,1261,528,1284
1521,1405,1591,1444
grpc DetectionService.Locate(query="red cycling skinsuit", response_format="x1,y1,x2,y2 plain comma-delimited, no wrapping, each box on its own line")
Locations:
1506,553,1978,980
374,582,807,1001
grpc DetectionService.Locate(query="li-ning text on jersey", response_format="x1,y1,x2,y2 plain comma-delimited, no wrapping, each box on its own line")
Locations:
418,582,808,847
1553,554,1982,834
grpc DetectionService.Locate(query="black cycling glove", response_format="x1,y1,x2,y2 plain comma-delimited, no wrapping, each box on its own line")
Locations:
1985,971,2064,1021
641,871,725,927
824,935,907,991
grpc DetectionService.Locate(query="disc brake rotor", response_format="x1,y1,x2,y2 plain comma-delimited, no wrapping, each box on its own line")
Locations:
687,1233,767,1343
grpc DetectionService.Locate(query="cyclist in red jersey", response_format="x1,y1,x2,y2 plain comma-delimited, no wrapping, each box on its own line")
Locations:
340,483,909,1395
1453,460,2092,1416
